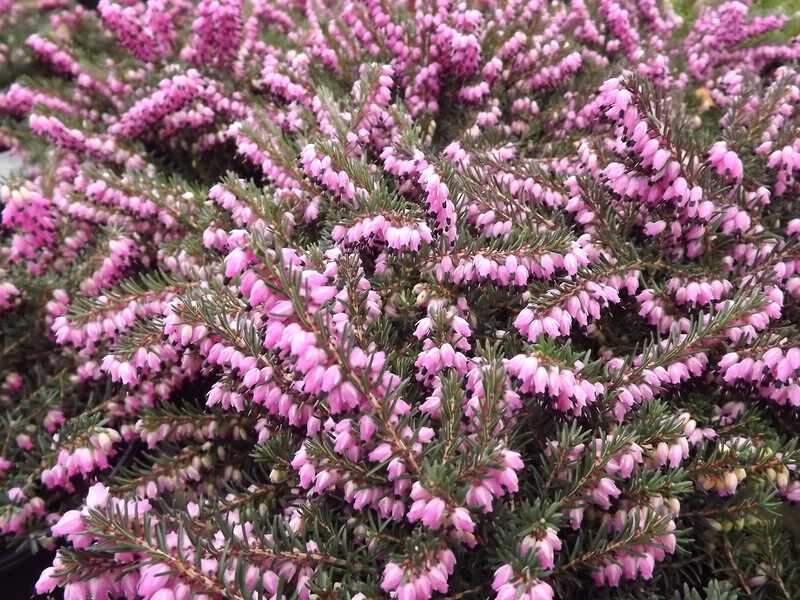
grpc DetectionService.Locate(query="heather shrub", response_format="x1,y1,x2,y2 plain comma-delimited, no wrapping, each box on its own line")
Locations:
1,1,800,599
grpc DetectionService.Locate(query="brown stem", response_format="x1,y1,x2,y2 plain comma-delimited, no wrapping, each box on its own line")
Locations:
723,538,754,598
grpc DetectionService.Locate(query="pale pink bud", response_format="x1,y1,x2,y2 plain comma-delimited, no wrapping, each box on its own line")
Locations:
52,510,84,536
421,497,446,529
35,567,60,594
450,507,475,532
86,482,109,509
368,443,393,462
381,562,404,591
492,564,513,590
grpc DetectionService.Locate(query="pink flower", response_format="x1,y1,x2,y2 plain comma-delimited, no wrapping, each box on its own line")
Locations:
495,583,517,600
421,497,446,529
64,582,89,600
86,482,109,509
450,507,475,532
138,564,170,596
51,510,84,536
35,567,60,594
492,564,513,590
368,443,393,462
152,589,176,600
224,247,248,278
381,562,404,591
638,553,655,579
529,582,554,600
644,220,667,236
605,563,623,587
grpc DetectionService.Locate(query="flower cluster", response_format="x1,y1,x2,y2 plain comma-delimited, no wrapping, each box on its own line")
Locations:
1,0,800,599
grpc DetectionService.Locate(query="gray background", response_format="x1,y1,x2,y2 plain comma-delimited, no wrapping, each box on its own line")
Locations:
0,151,22,178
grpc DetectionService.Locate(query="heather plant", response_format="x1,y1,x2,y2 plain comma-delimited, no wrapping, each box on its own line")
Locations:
1,1,800,599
